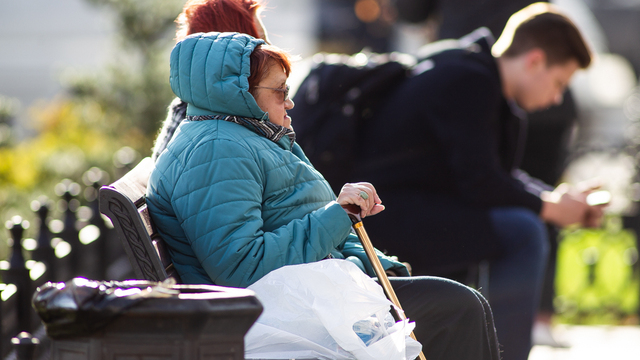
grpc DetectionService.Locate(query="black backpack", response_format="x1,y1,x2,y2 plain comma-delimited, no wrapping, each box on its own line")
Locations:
290,30,494,194
290,51,415,194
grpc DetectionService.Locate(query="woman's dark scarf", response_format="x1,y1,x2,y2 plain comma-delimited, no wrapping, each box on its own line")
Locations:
187,114,296,148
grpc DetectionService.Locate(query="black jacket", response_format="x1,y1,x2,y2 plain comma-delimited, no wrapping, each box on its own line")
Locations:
350,29,545,275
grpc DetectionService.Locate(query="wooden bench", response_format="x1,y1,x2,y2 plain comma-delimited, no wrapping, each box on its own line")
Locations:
90,158,264,360
99,157,180,283
99,157,490,298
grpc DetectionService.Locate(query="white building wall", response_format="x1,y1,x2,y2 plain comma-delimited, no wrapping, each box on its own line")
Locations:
0,0,116,124
0,0,317,127
261,0,318,58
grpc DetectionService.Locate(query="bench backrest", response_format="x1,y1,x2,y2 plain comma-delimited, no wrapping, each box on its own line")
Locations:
99,157,181,283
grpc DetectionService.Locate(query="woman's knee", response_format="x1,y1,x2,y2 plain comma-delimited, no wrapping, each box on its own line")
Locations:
394,277,497,359
415,277,487,321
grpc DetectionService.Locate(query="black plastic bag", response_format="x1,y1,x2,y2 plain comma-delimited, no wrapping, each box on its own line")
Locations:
32,277,178,339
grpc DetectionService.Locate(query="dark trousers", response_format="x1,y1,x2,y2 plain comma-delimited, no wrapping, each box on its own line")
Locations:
488,207,549,360
389,276,501,360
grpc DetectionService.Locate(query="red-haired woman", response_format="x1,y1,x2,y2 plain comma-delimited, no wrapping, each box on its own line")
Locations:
152,0,268,161
148,31,501,360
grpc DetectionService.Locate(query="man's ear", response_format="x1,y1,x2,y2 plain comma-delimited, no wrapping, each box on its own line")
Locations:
524,48,547,72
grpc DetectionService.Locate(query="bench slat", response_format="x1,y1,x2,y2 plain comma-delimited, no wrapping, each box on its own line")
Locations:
99,157,180,283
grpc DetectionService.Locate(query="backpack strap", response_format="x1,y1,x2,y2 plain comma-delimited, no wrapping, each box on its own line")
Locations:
413,27,496,76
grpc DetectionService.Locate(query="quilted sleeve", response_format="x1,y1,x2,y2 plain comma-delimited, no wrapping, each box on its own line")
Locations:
340,234,411,277
173,139,353,288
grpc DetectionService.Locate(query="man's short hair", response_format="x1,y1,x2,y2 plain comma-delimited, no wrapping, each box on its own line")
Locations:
492,2,591,68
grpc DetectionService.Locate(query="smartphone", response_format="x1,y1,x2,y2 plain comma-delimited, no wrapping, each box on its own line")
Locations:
586,190,611,206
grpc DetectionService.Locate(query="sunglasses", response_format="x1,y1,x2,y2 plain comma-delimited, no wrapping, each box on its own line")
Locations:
254,84,290,102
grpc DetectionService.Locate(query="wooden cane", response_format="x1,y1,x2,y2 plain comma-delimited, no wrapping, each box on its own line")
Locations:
343,205,427,360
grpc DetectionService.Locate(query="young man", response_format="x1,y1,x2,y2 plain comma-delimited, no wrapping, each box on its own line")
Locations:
346,3,605,360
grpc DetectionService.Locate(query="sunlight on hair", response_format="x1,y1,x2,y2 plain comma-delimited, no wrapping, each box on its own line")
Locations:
492,2,555,57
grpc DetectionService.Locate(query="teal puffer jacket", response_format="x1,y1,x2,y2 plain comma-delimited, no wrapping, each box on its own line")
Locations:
147,32,408,288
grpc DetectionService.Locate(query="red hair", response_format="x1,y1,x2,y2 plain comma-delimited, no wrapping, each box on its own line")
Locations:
248,45,292,91
176,0,262,41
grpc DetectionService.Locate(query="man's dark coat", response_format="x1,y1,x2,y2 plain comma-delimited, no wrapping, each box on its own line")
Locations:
351,30,545,275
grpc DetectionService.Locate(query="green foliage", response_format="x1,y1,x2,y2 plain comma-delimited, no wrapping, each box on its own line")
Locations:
64,52,174,151
0,96,18,146
0,96,19,124
555,216,640,324
0,0,183,247
0,99,122,225
64,0,184,152
86,0,183,51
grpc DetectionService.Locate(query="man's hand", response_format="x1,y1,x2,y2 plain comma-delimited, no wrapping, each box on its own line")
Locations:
540,183,608,228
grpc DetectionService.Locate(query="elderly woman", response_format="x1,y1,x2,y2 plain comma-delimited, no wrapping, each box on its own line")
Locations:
152,0,269,161
147,32,500,360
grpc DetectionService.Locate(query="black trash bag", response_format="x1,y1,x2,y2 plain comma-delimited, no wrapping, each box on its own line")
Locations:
32,277,178,339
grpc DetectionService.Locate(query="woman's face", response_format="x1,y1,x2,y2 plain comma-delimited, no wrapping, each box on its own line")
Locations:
253,61,294,129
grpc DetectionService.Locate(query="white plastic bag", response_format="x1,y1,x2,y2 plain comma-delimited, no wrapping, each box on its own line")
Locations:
245,259,422,360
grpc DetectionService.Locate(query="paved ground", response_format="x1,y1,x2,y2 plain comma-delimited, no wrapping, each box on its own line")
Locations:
528,325,640,360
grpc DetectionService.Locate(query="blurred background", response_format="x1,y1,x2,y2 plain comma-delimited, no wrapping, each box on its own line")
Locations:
1,0,640,349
